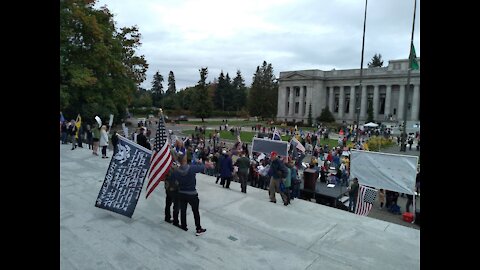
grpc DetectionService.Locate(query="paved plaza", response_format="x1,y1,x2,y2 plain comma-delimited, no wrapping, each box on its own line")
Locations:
60,144,419,270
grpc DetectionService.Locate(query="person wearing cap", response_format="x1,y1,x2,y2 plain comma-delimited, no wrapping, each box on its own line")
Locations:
172,151,207,236
235,151,250,193
219,150,233,188
267,151,289,205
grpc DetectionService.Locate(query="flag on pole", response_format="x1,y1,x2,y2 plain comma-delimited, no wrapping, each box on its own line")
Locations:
272,128,282,141
355,185,377,216
410,44,419,70
145,112,173,198
291,137,305,153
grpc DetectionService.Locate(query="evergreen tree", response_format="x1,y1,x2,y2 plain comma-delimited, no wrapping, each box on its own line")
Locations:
214,71,226,110
166,71,176,96
248,61,278,119
232,70,247,111
191,67,213,122
317,106,335,123
151,71,164,107
368,53,384,68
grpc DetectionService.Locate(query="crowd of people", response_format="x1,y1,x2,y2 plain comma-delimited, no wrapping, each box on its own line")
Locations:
61,115,420,231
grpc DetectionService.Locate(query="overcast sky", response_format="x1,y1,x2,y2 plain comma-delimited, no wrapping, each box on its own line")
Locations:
94,0,420,91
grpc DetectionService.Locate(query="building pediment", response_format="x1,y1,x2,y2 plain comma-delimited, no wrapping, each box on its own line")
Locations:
281,71,316,80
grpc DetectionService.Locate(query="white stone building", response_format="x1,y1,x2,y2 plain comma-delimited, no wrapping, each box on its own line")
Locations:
276,58,420,124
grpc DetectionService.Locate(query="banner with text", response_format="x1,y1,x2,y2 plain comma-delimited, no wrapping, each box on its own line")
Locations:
95,135,152,218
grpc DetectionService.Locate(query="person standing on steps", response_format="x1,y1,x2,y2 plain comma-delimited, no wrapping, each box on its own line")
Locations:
99,125,109,158
172,151,207,236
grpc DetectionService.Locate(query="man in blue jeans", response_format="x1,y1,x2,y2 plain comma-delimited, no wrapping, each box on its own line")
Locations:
172,151,207,236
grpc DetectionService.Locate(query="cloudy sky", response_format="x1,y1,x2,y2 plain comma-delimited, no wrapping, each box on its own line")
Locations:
94,0,420,91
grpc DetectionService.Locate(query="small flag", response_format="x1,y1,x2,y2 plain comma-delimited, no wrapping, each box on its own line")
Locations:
410,44,419,70
291,137,305,153
355,185,377,216
145,113,173,198
272,128,282,141
60,112,65,123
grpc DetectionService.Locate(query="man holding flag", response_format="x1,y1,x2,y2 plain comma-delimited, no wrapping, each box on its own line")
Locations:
145,110,173,199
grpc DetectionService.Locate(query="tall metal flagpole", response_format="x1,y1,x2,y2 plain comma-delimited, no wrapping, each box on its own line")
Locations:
355,0,368,145
401,0,417,152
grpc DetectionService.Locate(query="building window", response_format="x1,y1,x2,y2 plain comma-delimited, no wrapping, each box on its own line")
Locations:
379,95,386,114
295,102,299,113
303,86,307,97
393,108,397,115
287,102,289,113
334,95,339,113
345,96,350,113
286,87,290,97
295,86,300,97
304,102,307,115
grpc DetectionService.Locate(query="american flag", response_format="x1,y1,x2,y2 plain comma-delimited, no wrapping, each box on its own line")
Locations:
145,114,173,198
355,185,377,216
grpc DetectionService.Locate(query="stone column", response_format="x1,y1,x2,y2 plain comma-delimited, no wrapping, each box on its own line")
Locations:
398,84,406,121
277,87,285,118
349,85,356,120
298,87,305,121
289,88,295,116
411,84,420,121
385,85,392,119
328,87,334,111
338,86,345,119
373,85,379,121
360,85,367,120
303,87,308,118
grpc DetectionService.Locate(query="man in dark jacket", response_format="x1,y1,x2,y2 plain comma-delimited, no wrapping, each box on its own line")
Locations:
219,150,233,188
235,151,250,193
347,177,359,212
267,152,289,205
136,128,151,150
172,151,207,236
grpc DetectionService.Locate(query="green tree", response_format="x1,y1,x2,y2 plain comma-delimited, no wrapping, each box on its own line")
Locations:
166,71,176,96
248,61,278,119
151,71,164,107
308,103,313,126
214,71,227,110
191,67,213,122
60,0,148,123
317,106,335,123
368,53,384,68
367,102,374,123
232,70,247,111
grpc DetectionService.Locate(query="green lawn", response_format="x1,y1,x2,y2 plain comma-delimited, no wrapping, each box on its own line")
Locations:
182,130,290,143
184,120,263,126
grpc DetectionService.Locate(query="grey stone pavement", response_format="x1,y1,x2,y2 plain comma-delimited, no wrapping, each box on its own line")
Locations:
60,144,419,270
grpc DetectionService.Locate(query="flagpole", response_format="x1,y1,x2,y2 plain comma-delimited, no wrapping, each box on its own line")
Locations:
355,0,368,144
400,0,417,152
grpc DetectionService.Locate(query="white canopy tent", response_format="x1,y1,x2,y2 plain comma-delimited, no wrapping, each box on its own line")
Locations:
363,122,379,128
